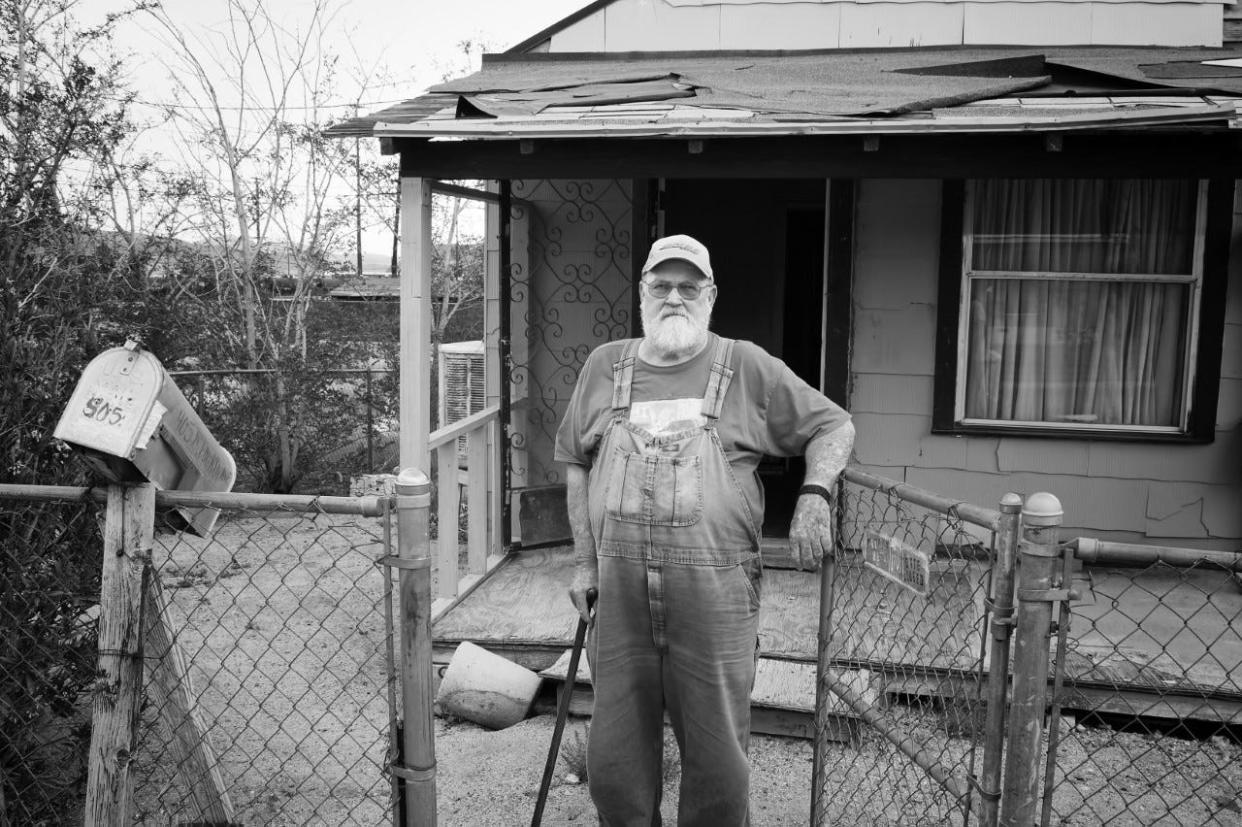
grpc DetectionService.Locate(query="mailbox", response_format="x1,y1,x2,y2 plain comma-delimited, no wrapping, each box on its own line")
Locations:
54,341,236,535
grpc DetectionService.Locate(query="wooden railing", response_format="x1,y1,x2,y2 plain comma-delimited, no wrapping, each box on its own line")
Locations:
427,404,503,614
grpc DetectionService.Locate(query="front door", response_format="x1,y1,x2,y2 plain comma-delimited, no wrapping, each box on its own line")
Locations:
658,178,851,536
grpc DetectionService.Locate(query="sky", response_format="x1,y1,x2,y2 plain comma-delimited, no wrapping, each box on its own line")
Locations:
86,0,587,110
72,0,587,259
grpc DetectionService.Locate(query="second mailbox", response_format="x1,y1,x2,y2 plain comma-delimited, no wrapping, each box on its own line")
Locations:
53,342,236,535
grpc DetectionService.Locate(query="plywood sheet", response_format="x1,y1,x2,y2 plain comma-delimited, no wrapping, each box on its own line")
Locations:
759,562,989,673
603,0,722,51
720,2,841,49
433,545,579,649
1068,566,1242,693
964,2,1092,44
839,2,964,47
541,649,876,718
550,11,607,51
1089,2,1220,47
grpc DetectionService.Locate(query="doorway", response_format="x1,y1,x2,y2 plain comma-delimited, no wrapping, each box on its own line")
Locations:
659,178,851,535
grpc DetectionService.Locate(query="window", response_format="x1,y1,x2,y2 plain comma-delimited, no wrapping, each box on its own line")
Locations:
934,178,1230,441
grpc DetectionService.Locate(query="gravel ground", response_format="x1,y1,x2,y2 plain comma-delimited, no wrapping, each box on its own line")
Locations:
434,714,814,826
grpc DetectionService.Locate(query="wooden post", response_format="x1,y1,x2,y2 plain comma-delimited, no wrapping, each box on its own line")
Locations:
86,483,155,826
143,577,235,823
467,425,488,575
435,443,459,602
1000,493,1063,826
398,176,433,477
395,468,436,826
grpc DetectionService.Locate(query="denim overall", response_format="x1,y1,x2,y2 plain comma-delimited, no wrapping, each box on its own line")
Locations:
586,336,762,827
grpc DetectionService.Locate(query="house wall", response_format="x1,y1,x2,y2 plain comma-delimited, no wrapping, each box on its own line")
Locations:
849,179,1242,551
548,0,1224,51
509,178,635,488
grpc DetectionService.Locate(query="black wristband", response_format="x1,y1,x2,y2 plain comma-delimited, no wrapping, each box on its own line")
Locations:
798,484,834,505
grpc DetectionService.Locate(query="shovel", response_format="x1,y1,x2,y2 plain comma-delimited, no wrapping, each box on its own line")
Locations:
532,587,596,827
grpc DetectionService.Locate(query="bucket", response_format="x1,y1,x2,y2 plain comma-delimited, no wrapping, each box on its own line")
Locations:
435,641,543,730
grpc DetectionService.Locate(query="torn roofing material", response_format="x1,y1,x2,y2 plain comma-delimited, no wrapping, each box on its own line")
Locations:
325,46,1242,137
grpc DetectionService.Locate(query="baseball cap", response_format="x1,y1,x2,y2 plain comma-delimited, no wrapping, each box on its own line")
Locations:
641,234,713,281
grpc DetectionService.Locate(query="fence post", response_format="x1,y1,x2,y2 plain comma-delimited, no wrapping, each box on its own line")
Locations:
979,492,1023,827
86,483,155,826
999,492,1063,827
394,468,437,826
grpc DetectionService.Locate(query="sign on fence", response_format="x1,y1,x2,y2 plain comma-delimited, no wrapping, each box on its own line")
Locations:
862,530,930,595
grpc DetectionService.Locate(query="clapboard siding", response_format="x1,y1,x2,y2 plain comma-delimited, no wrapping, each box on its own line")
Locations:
545,0,1224,52
850,178,1242,548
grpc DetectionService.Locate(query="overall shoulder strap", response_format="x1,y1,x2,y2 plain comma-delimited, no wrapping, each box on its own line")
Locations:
701,336,736,420
610,338,642,413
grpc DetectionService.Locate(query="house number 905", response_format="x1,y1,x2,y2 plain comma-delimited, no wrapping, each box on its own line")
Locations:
83,396,126,427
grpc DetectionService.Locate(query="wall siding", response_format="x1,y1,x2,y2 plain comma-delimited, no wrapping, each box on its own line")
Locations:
851,178,1242,549
546,0,1224,51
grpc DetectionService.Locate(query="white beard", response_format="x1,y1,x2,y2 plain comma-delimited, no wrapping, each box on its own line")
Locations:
644,311,708,357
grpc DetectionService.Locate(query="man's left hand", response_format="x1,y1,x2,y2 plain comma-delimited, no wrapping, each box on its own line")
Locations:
788,492,834,571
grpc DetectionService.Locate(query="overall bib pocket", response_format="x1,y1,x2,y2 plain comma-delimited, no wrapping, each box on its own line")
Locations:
603,444,703,526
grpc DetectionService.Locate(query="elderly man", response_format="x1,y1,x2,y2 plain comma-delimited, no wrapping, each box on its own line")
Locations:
553,234,854,825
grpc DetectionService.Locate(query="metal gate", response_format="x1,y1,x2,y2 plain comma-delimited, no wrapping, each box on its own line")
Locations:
812,468,1023,826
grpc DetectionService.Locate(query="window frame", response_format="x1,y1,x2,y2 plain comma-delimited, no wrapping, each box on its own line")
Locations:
932,177,1232,443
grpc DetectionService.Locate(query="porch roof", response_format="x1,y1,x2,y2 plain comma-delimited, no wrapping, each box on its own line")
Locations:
327,46,1242,140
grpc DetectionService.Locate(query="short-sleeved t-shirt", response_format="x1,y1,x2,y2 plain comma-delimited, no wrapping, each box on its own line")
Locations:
554,333,850,485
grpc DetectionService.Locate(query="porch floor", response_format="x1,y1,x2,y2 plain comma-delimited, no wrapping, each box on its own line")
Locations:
430,546,1242,736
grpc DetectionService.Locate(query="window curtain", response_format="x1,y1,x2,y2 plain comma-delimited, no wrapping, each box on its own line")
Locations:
965,179,1195,427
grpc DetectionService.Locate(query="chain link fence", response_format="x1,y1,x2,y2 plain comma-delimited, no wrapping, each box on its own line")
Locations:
813,468,1012,826
1,486,399,826
1,492,103,826
1042,545,1242,826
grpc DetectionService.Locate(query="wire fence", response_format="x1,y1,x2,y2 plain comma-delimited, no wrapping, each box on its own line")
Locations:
813,469,1011,826
1043,548,1242,826
0,493,102,826
0,486,398,826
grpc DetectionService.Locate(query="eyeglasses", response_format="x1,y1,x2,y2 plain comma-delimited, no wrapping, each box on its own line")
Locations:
642,279,708,300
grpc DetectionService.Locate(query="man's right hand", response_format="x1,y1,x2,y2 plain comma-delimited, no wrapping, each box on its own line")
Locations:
569,566,599,625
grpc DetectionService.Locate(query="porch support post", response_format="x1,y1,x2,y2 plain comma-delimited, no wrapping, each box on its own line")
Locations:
497,180,513,551
399,176,433,474
1000,493,1064,826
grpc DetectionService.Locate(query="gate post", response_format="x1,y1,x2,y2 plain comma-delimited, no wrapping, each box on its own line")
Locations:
86,483,155,826
979,492,1023,827
394,468,437,826
999,493,1063,826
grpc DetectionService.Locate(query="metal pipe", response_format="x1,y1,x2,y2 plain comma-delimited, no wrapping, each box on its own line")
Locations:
842,467,1002,531
1000,493,1064,826
0,485,386,516
1069,536,1242,571
395,468,436,826
979,492,1024,827
810,551,838,825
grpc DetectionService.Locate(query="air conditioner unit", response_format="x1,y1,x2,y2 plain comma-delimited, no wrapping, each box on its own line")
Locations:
438,340,486,464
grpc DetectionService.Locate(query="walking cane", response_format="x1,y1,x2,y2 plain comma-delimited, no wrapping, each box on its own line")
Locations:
532,588,596,827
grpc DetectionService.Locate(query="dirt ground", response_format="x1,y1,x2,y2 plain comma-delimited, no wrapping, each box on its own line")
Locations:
434,714,814,826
